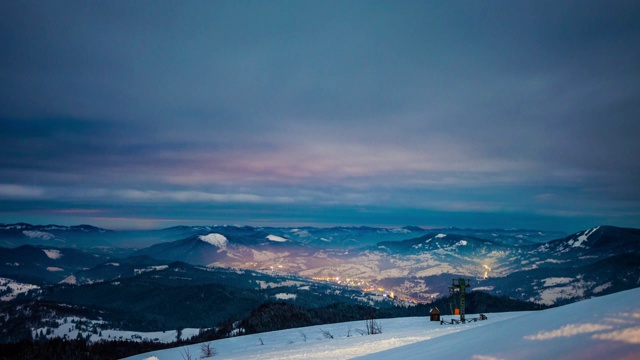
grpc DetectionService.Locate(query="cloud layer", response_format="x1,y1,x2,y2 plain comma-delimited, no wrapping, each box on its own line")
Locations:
0,1,639,231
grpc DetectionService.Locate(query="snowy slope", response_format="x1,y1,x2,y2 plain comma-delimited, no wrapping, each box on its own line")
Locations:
360,287,640,359
124,288,640,360
0,277,39,301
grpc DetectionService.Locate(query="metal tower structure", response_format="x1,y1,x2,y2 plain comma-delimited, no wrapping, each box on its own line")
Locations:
449,278,470,322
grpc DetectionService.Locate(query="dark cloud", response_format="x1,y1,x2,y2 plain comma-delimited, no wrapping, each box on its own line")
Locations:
0,0,638,231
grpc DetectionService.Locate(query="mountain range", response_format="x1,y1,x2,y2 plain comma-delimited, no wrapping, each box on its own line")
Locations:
123,225,640,304
1,223,639,347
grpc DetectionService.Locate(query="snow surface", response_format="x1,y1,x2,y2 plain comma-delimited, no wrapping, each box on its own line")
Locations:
533,278,594,306
274,293,297,300
542,277,574,287
134,265,169,275
124,288,640,360
43,249,63,259
0,277,40,301
267,234,288,242
256,280,308,289
2,224,26,230
60,275,77,284
32,316,201,343
251,249,290,262
569,226,600,248
22,230,55,240
390,228,411,234
473,286,495,291
199,233,228,248
593,282,613,294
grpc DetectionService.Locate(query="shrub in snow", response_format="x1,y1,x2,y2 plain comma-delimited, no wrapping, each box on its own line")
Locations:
180,347,192,360
320,328,334,339
355,318,382,335
362,318,382,335
201,342,218,358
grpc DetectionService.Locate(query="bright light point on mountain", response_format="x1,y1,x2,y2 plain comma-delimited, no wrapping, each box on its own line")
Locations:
266,235,287,242
482,264,492,279
198,233,228,248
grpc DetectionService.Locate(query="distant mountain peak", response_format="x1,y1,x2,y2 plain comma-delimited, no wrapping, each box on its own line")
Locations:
566,226,600,248
198,233,228,248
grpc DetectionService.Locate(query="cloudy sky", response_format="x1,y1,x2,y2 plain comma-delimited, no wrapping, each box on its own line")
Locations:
0,0,638,232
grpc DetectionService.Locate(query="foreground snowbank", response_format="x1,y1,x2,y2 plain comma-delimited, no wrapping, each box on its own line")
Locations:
361,287,640,360
124,288,640,360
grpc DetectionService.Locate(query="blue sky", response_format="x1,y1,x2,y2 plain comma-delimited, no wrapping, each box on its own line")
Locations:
0,0,639,232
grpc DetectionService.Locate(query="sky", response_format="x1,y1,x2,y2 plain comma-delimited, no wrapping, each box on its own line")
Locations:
0,0,639,232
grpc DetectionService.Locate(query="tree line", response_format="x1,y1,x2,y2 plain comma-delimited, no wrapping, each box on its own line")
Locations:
0,291,544,359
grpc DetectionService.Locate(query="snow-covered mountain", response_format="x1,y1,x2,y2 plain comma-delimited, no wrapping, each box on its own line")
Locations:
369,226,640,304
0,223,112,248
1,224,638,308
133,230,306,267
120,225,639,306
531,225,640,259
0,224,623,307
0,223,564,250
124,286,640,360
